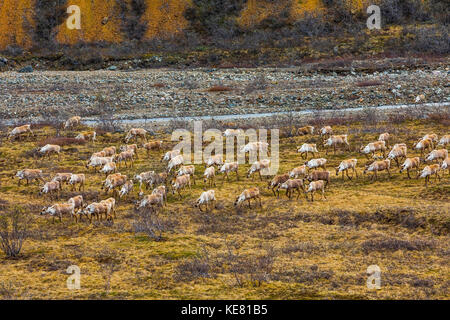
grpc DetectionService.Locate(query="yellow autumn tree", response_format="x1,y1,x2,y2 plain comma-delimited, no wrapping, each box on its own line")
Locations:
55,0,122,44
142,0,190,39
0,0,34,50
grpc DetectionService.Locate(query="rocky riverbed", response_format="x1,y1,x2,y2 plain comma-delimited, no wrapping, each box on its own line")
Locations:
0,61,449,123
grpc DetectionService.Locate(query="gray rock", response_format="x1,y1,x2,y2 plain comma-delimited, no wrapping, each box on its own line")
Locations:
18,65,33,73
107,65,118,71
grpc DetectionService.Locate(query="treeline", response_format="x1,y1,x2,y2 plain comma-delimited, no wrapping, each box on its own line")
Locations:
1,0,448,66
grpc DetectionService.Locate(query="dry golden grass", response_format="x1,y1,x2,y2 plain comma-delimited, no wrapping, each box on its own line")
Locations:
0,119,448,300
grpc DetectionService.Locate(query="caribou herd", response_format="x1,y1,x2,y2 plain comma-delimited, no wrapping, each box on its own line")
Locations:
6,118,450,223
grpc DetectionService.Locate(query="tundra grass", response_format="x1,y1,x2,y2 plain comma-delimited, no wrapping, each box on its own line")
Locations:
0,120,448,300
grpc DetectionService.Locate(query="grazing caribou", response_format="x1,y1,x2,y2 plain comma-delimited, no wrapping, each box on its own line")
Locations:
415,138,433,156
277,179,306,200
234,188,262,208
15,169,44,186
441,157,449,175
119,144,138,159
64,116,81,129
125,128,148,143
39,181,61,200
247,159,270,180
40,203,74,223
86,156,114,172
76,131,96,143
363,159,391,181
419,164,441,187
172,174,191,199
136,194,164,211
378,132,390,147
335,159,358,181
387,143,407,168
102,146,116,157
102,173,127,197
219,162,239,183
289,165,307,179
68,195,84,220
113,150,135,168
52,173,72,190
195,190,216,212
167,154,184,173
425,149,448,164
100,198,117,220
152,186,167,206
240,142,269,157
177,165,196,184
205,155,223,168
223,129,243,138
69,174,85,192
360,141,386,159
83,202,111,222
307,170,330,188
100,161,117,177
296,126,314,136
320,126,332,138
143,140,163,157
39,144,61,161
162,149,180,162
203,166,216,189
268,174,289,198
9,124,33,141
400,157,421,179
305,158,327,171
297,143,318,160
324,135,349,155
422,133,438,145
119,180,134,199
438,135,449,147
305,180,327,202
